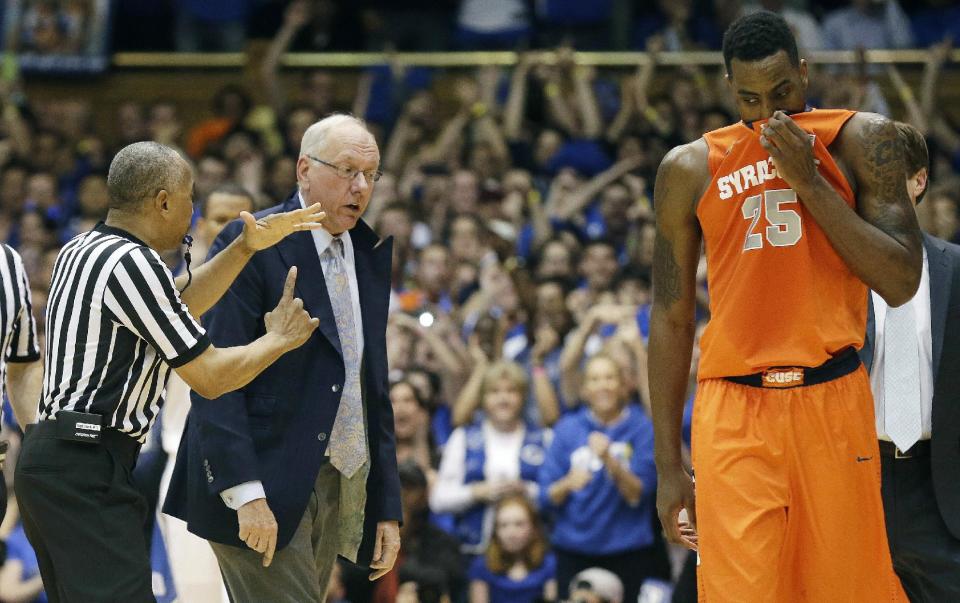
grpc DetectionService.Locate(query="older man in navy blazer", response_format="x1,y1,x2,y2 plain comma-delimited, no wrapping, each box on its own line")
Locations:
164,114,401,602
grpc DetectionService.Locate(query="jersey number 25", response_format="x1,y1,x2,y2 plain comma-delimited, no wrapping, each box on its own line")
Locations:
741,188,802,251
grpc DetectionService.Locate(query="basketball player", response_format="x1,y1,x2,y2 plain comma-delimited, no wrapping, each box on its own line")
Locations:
648,11,921,601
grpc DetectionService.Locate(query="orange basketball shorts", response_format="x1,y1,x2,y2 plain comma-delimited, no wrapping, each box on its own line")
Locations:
691,356,907,602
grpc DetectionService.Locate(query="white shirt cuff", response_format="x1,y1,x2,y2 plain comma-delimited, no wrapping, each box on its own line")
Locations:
220,481,266,510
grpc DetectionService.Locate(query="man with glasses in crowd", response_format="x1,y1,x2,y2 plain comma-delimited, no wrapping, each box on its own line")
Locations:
165,113,402,602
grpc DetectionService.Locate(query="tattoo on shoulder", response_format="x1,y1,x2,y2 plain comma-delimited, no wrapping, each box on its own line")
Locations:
855,115,911,235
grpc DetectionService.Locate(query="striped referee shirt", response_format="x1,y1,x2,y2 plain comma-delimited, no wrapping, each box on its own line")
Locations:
39,223,210,440
0,244,41,423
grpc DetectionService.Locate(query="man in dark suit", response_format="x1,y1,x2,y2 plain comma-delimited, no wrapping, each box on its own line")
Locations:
164,114,401,602
861,122,960,601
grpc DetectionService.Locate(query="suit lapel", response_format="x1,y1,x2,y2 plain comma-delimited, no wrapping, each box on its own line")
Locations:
352,222,393,352
274,195,342,358
926,233,950,377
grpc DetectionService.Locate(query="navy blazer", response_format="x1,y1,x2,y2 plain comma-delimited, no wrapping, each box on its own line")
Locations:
163,193,401,565
861,232,960,539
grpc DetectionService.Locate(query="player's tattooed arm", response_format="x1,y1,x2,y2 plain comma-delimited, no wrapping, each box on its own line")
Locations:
649,140,707,549
840,112,923,305
649,140,705,462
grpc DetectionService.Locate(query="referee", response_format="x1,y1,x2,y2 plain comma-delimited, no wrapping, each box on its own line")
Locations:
14,141,325,602
0,242,43,523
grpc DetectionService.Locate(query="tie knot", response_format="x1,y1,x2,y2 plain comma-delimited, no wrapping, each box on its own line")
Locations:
331,237,345,259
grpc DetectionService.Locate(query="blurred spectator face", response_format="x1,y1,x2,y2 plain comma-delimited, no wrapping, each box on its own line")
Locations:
482,376,524,429
214,87,250,121
658,0,691,23
451,170,479,214
449,216,484,264
371,172,398,207
149,103,180,135
117,102,147,144
268,156,298,199
493,500,535,555
535,281,568,331
600,184,631,233
405,92,436,128
701,108,731,133
303,70,335,114
534,130,563,167
286,108,319,153
616,276,650,307
416,245,451,296
32,131,62,172
503,169,532,196
670,78,700,114
0,166,28,213
405,368,438,408
379,205,413,248
198,192,254,244
932,193,959,241
196,156,229,201
19,211,52,248
391,382,428,442
637,222,657,267
537,240,573,279
77,174,109,219
580,243,618,292
454,260,478,297
727,50,808,123
223,131,260,165
298,122,380,235
582,356,626,418
27,173,58,209
387,321,416,372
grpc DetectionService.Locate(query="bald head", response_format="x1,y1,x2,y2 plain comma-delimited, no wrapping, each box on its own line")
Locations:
107,141,189,210
299,114,372,158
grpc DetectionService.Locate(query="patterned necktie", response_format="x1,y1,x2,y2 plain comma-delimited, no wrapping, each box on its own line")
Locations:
883,303,922,452
324,237,367,477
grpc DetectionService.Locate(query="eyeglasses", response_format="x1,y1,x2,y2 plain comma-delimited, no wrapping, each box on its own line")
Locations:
307,155,382,183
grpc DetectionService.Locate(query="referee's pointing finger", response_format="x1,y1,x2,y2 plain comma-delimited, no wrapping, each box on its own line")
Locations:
282,266,298,300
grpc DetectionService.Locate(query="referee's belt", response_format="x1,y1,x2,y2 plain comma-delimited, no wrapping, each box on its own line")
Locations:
723,348,860,389
27,419,141,467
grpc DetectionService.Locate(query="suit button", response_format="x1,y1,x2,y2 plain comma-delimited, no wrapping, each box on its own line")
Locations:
331,384,340,393
207,475,214,484
318,432,327,442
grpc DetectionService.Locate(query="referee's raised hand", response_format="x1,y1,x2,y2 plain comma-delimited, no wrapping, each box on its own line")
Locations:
239,203,327,252
264,267,320,349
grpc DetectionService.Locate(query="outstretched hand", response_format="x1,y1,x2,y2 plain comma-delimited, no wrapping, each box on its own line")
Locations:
240,203,326,252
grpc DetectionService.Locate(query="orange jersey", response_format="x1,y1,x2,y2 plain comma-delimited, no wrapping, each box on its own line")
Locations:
696,109,866,379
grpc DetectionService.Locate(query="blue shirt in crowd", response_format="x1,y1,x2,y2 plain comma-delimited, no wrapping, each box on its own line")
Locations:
468,552,557,603
538,405,657,555
6,523,47,603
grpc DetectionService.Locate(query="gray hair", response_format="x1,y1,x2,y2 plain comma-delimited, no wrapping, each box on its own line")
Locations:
299,113,370,158
107,141,188,210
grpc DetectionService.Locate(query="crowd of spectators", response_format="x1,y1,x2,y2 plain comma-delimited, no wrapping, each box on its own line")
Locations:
0,1,958,602
108,0,960,54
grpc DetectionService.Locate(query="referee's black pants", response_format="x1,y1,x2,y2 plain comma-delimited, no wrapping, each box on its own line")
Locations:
14,421,155,602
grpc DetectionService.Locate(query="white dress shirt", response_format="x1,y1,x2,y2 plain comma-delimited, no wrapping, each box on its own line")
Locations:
870,249,933,442
221,192,366,510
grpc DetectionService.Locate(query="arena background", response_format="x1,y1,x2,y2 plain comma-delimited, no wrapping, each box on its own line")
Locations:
0,1,958,602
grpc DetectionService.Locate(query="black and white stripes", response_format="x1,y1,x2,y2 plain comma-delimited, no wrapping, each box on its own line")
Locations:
0,244,40,421
39,223,210,440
